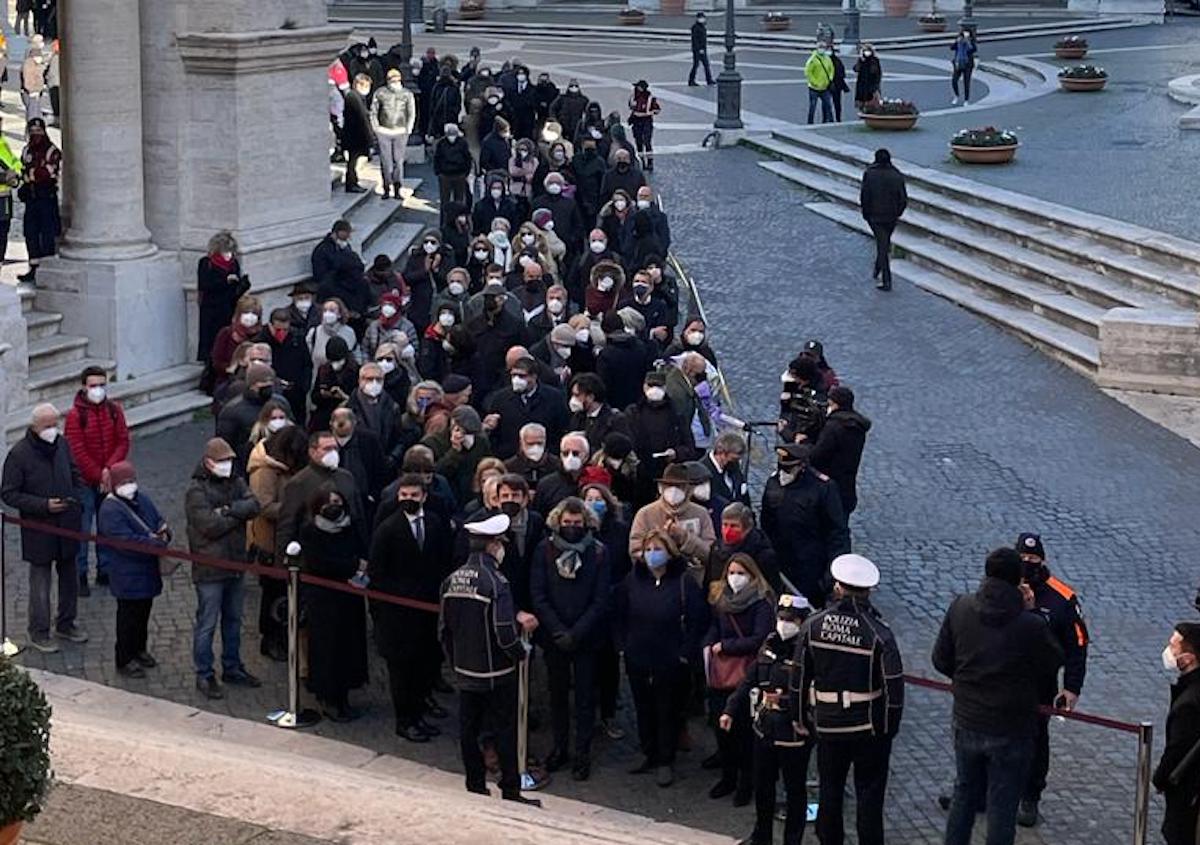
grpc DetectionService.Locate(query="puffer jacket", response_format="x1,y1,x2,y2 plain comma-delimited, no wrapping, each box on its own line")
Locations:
370,84,416,135
64,391,130,488
184,462,261,583
246,441,292,558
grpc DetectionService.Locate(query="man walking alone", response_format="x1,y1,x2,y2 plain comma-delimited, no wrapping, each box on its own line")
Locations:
688,13,714,87
859,148,906,291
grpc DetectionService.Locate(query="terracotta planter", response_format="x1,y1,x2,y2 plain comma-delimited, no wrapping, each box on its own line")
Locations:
762,18,791,31
860,113,919,130
1055,46,1088,59
882,0,914,16
617,12,646,25
660,0,684,14
1059,76,1107,92
919,19,947,31
950,143,1018,164
459,6,484,18
0,821,23,845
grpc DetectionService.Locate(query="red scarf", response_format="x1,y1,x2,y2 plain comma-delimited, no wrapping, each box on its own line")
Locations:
209,252,235,272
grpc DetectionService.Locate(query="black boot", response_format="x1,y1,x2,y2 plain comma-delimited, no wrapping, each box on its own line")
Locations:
645,155,654,172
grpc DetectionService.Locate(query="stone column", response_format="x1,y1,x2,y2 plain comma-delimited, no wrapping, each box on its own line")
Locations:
57,0,155,261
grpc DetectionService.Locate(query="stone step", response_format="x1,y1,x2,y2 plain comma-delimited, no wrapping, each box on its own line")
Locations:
27,333,89,371
18,285,34,312
364,221,428,265
756,158,1181,314
806,199,1109,340
123,390,212,436
748,133,1200,306
23,356,116,406
24,308,64,341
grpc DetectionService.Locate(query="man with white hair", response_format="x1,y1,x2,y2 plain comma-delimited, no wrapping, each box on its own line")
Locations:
504,422,561,488
1,403,87,652
532,432,589,516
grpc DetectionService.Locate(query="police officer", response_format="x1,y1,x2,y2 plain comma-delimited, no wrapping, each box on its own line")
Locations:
1015,532,1089,828
760,443,850,609
778,355,826,445
796,554,904,845
720,593,814,845
439,513,541,805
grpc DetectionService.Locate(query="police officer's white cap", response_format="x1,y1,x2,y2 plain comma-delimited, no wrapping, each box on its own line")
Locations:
465,513,510,537
830,554,879,589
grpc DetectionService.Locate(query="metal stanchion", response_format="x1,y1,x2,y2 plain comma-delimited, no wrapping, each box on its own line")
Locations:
1,517,21,658
1133,720,1153,845
267,542,319,729
518,632,549,791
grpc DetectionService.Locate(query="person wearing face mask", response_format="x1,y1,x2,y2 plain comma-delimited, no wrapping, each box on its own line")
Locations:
429,61,464,144
689,12,715,86
568,372,629,451
760,443,848,608
299,486,369,722
465,279,531,401
1008,533,1089,828
2,403,86,653
809,386,871,517
685,460,729,538
370,68,416,200
529,315,578,379
510,236,553,300
341,74,375,193
805,43,835,124
371,342,411,408
370,474,454,741
343,363,405,477
707,500,781,594
434,126,474,229
703,553,774,806
533,173,583,258
828,43,851,123
720,593,814,845
621,374,694,506
216,363,294,476
477,85,509,154
479,112,513,177
482,355,568,461
628,461,714,567
664,316,718,367
627,80,661,171
427,405,492,506
96,461,170,679
507,138,540,218
274,430,367,562
532,71,560,135
417,302,460,383
933,548,1062,845
601,160,645,225
1154,622,1200,845
854,43,883,110
949,29,978,106
505,421,561,488
472,173,520,236
530,209,569,279
16,116,60,286
641,256,680,338
286,280,320,339
465,237,496,290
531,432,590,516
402,230,449,334
363,289,417,360
262,308,312,428
533,139,574,197
64,366,130,595
507,63,538,143
416,48,441,138
208,294,265,397
434,265,472,322
530,496,610,781
569,227,617,307
308,335,359,433
586,259,625,318
702,430,751,509
184,437,263,700
635,186,671,253
589,432,639,508
311,219,367,328
196,230,251,365
571,136,607,228
440,512,541,805
550,79,588,144
615,528,709,788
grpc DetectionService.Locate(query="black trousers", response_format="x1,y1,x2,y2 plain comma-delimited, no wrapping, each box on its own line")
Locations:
545,646,598,758
952,65,974,101
257,574,287,651
868,220,896,287
438,175,471,225
707,688,752,788
345,147,368,188
689,52,714,84
832,88,844,122
115,597,153,668
460,678,520,797
627,661,690,766
751,740,811,845
597,639,620,719
49,86,59,119
1024,713,1051,801
816,735,893,845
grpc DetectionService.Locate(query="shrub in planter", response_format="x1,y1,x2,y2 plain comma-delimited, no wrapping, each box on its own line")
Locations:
617,7,646,24
1058,64,1108,91
860,98,920,129
950,126,1019,163
918,13,946,31
459,0,485,19
0,658,52,843
1054,35,1088,59
762,11,791,31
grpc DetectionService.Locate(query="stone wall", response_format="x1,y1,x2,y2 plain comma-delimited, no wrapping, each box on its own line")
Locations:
1098,308,1200,396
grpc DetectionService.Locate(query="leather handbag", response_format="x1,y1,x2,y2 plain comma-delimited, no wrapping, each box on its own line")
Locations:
705,615,755,691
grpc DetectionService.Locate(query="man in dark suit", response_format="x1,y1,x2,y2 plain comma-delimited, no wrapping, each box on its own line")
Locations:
482,355,569,461
369,474,453,742
343,74,376,193
688,12,714,86
1154,622,1200,845
703,430,751,507
859,147,907,291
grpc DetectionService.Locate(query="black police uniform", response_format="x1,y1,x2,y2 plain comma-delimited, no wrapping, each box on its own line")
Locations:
797,594,904,845
724,630,813,845
439,550,526,797
1025,567,1089,803
760,467,850,608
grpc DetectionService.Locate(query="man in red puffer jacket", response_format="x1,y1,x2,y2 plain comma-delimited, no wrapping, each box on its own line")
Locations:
64,365,130,595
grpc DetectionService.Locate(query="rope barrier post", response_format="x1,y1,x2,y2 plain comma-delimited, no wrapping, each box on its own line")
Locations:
1,516,20,658
267,542,319,730
518,632,549,792
1134,720,1153,845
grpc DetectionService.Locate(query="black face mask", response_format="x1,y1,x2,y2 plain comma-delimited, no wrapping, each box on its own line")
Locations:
398,498,422,515
485,295,503,313
1023,561,1045,583
559,524,587,544
500,500,522,518
255,385,273,402
320,504,345,521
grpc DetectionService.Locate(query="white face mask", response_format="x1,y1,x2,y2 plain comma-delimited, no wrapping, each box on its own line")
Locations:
568,396,585,413
562,454,583,472
521,234,536,246
1164,645,1180,672
381,304,398,318
777,620,801,640
575,328,591,344
438,311,456,327
511,375,529,393
693,482,711,502
491,188,503,200
330,360,345,372
547,299,565,315
423,241,438,255
547,183,562,195
211,459,233,479
554,345,573,360
727,572,750,593
400,344,416,359
267,417,289,433
448,280,466,296
778,469,798,487
320,450,340,469
598,276,614,292
322,310,339,325
240,312,260,328
590,240,606,254
295,297,313,313
461,433,476,450
37,426,59,444
661,486,686,507
614,200,628,212
686,330,705,346
388,81,404,92
86,385,106,404
645,386,665,403
362,380,384,398
637,199,651,210
116,482,138,500
544,220,555,231
524,443,545,462
377,359,396,374
474,250,490,261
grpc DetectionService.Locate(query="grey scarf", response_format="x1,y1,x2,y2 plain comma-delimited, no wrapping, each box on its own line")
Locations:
550,531,595,579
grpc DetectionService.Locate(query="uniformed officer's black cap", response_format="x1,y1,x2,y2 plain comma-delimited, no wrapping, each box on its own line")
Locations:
776,443,812,466
1016,533,1045,560
777,593,812,621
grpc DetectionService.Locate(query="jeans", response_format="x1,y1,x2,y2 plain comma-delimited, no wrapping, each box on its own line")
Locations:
807,88,833,124
192,577,246,679
945,727,1034,845
689,51,714,84
868,220,896,288
816,735,893,845
952,65,974,101
76,485,112,580
460,679,520,797
377,132,407,189
27,559,77,639
115,597,153,667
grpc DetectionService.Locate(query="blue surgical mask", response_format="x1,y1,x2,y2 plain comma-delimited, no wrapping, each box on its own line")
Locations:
588,499,608,519
645,548,669,571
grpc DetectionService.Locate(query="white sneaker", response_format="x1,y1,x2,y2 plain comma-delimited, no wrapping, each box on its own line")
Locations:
951,96,960,106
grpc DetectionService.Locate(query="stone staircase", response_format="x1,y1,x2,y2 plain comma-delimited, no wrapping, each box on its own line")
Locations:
743,129,1200,386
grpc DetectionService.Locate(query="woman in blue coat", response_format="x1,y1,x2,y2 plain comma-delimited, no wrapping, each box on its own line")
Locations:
97,461,170,678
